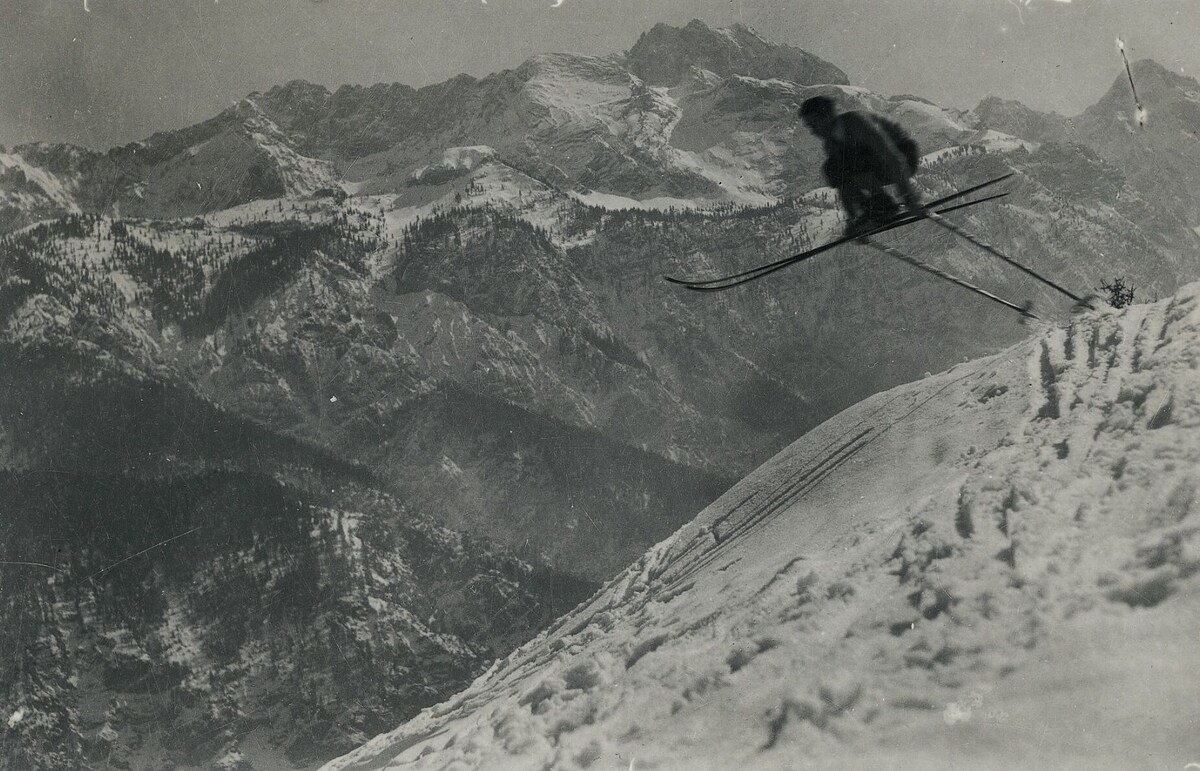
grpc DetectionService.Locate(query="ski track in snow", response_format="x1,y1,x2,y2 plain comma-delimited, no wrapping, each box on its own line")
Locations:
324,286,1200,771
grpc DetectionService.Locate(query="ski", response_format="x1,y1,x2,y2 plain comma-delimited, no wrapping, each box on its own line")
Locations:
862,237,1038,320
920,210,1096,310
666,172,1013,290
677,193,1008,293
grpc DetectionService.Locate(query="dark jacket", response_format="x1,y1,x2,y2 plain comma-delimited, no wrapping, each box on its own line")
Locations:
819,111,920,188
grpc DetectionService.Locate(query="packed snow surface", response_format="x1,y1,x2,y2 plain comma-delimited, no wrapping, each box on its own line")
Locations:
324,283,1200,770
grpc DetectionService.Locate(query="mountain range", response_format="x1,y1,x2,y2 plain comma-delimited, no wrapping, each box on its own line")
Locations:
2,18,1199,769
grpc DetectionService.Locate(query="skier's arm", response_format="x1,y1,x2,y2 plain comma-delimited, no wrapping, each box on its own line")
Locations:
877,117,923,209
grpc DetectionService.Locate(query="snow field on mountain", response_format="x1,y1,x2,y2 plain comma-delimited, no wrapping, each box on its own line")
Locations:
324,284,1200,770
0,152,81,212
376,161,556,252
920,130,1038,165
239,101,340,197
515,52,799,206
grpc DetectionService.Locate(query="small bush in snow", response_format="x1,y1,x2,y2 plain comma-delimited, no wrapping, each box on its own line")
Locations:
1100,277,1135,308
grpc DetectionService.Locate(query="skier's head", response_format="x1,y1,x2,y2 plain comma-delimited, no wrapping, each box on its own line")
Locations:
799,95,837,136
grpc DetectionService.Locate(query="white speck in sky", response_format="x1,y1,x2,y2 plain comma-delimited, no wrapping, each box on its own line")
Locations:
1005,0,1072,25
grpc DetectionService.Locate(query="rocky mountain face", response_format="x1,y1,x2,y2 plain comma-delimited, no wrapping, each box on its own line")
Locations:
3,18,1200,770
1074,60,1200,243
0,466,591,769
974,60,1200,259
626,20,848,87
0,289,593,768
973,96,1071,145
0,20,869,224
1,102,338,231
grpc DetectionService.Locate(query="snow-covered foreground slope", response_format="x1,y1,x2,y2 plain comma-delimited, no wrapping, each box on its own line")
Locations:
325,285,1200,770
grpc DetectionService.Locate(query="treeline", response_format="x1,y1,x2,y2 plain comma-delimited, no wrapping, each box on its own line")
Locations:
0,214,126,324
393,195,818,279
0,204,386,339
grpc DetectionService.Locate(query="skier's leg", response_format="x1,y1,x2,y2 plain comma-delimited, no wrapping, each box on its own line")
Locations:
847,171,899,231
863,187,899,221
824,158,866,226
838,183,873,236
827,158,891,236
877,157,923,213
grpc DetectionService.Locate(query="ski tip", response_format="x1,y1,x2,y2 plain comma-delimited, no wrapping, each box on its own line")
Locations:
1019,299,1038,323
666,277,727,290
1071,293,1103,313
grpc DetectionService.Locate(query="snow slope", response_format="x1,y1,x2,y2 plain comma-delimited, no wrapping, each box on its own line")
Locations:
240,100,341,197
324,284,1200,770
0,152,80,212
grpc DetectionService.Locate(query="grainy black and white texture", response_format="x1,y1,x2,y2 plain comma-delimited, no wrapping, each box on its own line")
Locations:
1,3,1198,768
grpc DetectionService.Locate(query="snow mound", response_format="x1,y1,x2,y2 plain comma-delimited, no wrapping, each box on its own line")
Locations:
922,129,1039,164
323,284,1200,770
437,146,497,171
410,146,499,184
889,97,971,134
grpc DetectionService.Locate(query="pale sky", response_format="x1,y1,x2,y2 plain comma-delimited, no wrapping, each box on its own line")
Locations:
1,0,1197,149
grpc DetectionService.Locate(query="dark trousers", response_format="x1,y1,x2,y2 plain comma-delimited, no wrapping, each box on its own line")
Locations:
822,156,918,222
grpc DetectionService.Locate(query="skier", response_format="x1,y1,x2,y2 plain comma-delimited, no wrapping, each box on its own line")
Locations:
798,95,924,237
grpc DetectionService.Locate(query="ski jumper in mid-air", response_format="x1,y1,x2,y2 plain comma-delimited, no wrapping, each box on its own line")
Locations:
666,94,1091,317
799,95,924,237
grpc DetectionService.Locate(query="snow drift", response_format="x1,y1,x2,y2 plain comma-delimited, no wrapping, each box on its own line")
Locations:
324,284,1200,769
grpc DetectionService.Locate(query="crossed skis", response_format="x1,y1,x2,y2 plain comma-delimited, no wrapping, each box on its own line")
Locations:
665,173,1095,319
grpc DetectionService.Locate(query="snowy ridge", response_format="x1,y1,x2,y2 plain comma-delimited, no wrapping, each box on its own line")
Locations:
921,129,1038,165
324,286,1200,770
240,100,340,197
0,151,81,213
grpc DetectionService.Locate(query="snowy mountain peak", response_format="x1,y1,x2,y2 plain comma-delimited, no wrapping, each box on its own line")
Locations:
258,79,334,106
519,51,627,81
1128,58,1198,92
627,19,849,87
1092,58,1200,112
725,21,770,45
